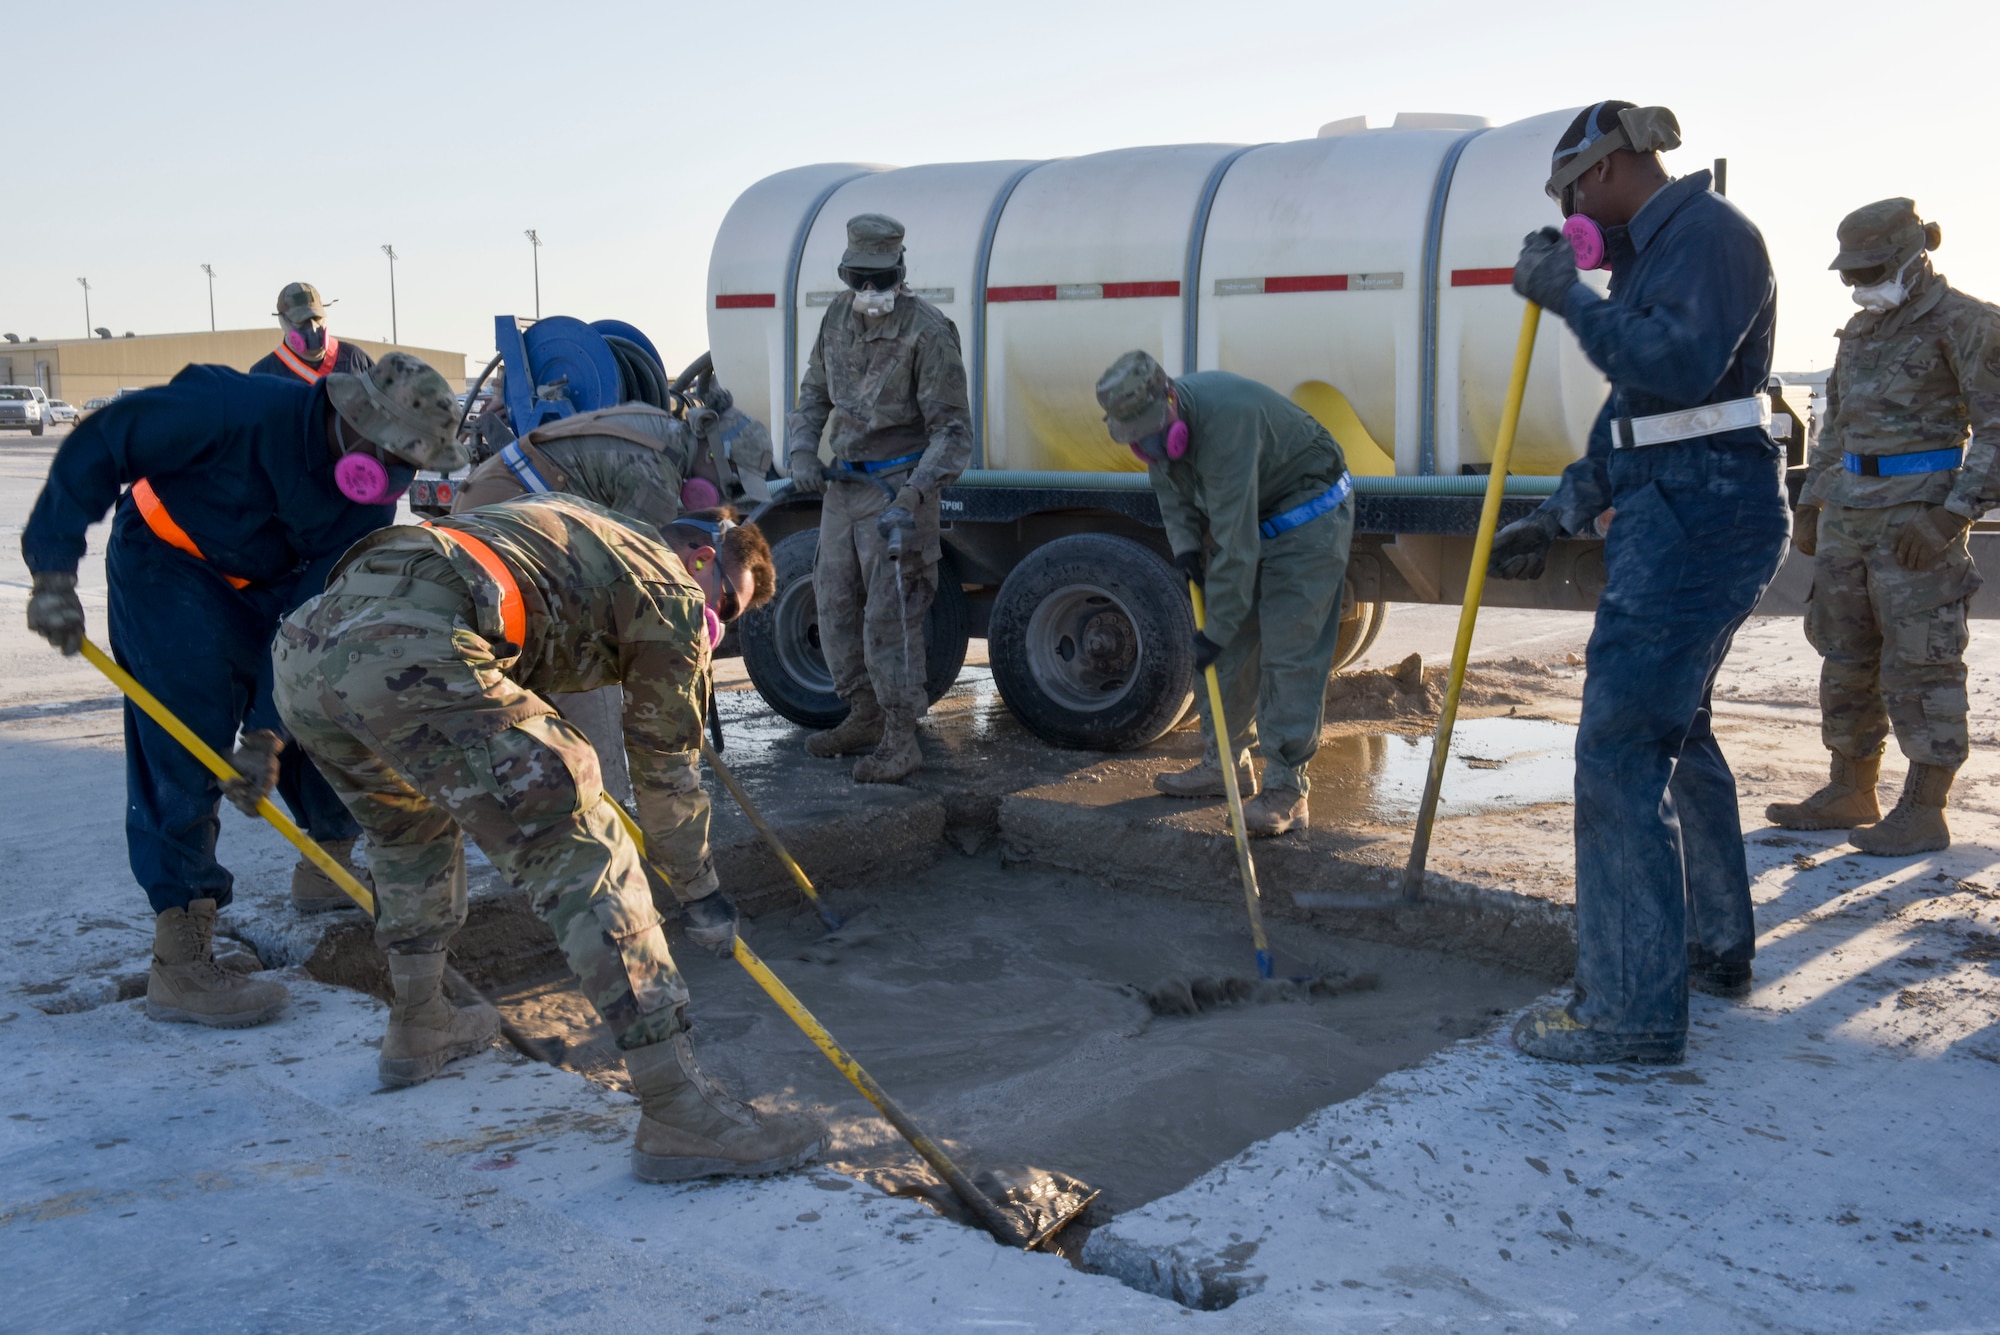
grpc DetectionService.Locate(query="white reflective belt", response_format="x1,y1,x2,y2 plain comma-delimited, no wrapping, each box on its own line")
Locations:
499,441,553,493
1611,394,1770,449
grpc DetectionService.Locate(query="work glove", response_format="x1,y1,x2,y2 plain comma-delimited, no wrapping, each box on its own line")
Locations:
1173,549,1205,589
680,888,741,957
1191,631,1223,673
1488,508,1564,580
1792,504,1820,558
1513,227,1580,313
221,729,284,817
26,570,84,656
1892,504,1970,571
876,505,917,542
787,451,826,495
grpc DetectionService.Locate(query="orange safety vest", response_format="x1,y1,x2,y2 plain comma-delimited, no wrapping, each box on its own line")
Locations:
130,479,251,589
273,334,341,384
422,521,527,646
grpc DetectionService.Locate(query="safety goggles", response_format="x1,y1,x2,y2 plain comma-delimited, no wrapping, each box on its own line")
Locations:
1839,263,1889,287
839,264,904,292
672,516,744,621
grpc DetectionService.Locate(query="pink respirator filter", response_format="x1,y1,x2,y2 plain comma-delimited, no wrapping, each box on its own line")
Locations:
334,453,399,504
703,604,724,649
680,478,722,511
1563,215,1610,271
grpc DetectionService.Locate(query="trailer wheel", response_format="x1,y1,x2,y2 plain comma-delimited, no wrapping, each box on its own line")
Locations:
739,528,968,729
989,534,1194,751
1332,596,1388,671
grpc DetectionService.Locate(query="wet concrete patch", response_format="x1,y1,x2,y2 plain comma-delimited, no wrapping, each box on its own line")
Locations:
1312,717,1575,821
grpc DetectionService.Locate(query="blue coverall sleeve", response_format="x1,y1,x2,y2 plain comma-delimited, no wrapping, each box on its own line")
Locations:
21,375,226,574
1540,399,1617,534
1559,224,1771,407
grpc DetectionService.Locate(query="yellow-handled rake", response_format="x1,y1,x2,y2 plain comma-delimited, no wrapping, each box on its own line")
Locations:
699,741,843,931
77,636,556,1065
1399,300,1543,901
1188,582,1274,980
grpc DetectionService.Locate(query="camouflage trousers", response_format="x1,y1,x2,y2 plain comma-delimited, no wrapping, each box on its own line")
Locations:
813,474,935,716
1193,497,1355,796
271,552,687,1049
1808,501,1980,769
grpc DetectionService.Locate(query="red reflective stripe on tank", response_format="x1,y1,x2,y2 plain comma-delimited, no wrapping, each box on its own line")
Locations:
1263,274,1349,294
987,285,1058,302
1100,281,1181,299
987,282,1180,302
715,293,776,309
130,479,251,589
1451,268,1515,286
421,522,527,647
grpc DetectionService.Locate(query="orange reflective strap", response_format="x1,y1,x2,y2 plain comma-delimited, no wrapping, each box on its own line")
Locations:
422,521,527,647
130,479,251,589
273,334,339,383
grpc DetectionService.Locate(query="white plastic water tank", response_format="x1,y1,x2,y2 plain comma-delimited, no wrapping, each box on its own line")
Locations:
706,108,1607,478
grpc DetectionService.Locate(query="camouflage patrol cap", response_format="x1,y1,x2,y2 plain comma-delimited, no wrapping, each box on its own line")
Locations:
1830,198,1934,270
1095,350,1172,444
841,213,906,270
324,352,470,471
275,282,327,326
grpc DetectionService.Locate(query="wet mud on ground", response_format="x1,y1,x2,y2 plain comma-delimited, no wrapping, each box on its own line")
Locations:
491,854,1545,1221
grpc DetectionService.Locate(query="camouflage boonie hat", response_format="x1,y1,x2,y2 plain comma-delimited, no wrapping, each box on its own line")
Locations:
276,282,327,326
325,352,469,471
1830,198,1925,271
1096,350,1172,444
841,213,905,271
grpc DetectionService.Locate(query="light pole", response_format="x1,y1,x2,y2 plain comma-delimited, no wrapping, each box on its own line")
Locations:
76,277,91,338
524,229,541,319
200,264,216,332
381,244,398,344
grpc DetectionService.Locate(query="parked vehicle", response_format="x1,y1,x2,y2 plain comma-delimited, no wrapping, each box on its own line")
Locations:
0,385,48,436
46,400,77,425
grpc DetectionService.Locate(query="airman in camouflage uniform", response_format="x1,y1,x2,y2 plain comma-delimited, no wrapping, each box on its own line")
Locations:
786,213,974,783
451,402,696,528
273,494,825,1182
694,384,775,506
1769,199,2000,855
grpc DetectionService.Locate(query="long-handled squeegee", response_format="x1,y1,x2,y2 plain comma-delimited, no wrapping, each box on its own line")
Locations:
1399,301,1543,901
77,636,556,1066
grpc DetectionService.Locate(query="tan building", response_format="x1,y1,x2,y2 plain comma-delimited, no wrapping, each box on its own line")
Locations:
0,330,469,406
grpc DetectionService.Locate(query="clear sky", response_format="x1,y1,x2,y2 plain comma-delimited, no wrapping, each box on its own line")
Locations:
8,0,1992,380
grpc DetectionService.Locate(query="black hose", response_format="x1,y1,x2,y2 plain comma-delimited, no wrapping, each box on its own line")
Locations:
672,351,713,395
605,335,669,409
457,352,503,437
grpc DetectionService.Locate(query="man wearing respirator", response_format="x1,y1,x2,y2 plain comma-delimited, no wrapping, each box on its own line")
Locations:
21,354,464,1028
1767,199,2000,856
1491,102,1789,1066
250,281,374,384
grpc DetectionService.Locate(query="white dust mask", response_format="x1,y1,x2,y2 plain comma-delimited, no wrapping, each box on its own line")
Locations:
1852,255,1919,313
853,288,897,319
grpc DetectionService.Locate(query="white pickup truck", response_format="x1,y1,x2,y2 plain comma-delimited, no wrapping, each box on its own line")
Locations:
0,385,50,436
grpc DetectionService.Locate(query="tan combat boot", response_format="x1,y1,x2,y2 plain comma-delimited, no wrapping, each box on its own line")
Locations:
1765,750,1882,830
1850,763,1954,856
290,838,371,914
626,1030,829,1182
805,689,884,759
853,710,921,784
1241,787,1309,836
1154,756,1258,799
377,951,501,1087
147,898,288,1028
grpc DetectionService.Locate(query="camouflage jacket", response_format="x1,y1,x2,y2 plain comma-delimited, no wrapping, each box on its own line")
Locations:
697,405,775,504
337,493,716,895
785,290,974,501
450,405,691,534
1809,263,2000,516
1152,372,1351,648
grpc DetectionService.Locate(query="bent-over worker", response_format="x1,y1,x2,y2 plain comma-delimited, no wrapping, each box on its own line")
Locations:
21,354,466,1027
270,494,822,1182
1096,350,1355,837
1491,101,1788,1065
1767,198,2000,855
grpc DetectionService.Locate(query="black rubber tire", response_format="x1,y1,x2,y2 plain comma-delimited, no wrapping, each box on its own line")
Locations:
30,422,44,437
988,533,1194,751
739,527,969,729
1332,597,1388,671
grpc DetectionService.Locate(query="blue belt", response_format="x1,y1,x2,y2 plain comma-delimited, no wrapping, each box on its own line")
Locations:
500,441,554,493
1843,447,1963,477
1259,472,1354,540
834,452,924,475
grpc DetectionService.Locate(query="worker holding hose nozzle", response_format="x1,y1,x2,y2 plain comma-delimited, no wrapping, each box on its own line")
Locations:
787,213,974,783
1489,102,1788,1066
1096,350,1354,837
270,494,827,1181
20,353,466,1028
1766,199,2000,855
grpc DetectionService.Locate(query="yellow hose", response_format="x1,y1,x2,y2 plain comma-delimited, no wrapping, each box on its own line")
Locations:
1187,582,1273,978
1399,301,1543,900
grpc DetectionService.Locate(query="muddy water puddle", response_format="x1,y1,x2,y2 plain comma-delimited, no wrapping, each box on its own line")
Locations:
1311,717,1574,820
493,855,1542,1218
